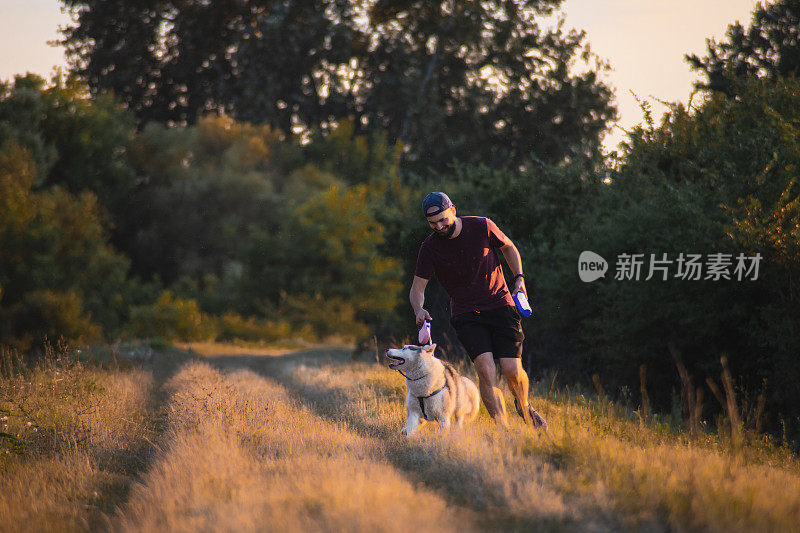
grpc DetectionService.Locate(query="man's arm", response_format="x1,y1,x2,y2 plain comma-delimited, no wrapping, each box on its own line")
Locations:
500,241,527,296
409,275,432,326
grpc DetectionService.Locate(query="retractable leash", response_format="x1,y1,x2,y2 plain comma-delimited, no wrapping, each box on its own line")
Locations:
513,291,532,317
418,319,432,345
396,319,433,381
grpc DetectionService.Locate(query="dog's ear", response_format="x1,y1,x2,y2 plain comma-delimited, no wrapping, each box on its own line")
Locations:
421,343,437,356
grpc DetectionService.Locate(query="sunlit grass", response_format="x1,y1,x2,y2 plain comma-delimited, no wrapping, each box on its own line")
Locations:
265,352,800,532
1,342,798,531
116,360,476,532
0,348,157,531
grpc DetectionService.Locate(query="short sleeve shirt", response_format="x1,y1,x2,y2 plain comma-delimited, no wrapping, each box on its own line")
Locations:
414,216,515,316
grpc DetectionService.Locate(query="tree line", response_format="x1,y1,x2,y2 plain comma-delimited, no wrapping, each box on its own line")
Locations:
2,0,800,443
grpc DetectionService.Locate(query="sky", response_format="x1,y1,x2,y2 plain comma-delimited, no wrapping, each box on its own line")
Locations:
0,0,762,152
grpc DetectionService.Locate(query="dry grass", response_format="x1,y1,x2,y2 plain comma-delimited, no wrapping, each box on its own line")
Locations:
0,351,157,532
116,361,476,532
254,351,800,532
2,342,799,532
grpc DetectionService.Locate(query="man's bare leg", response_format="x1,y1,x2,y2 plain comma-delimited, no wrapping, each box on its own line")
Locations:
500,357,547,428
473,352,508,425
500,358,530,422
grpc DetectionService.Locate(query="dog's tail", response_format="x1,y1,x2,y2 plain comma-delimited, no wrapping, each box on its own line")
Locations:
460,376,480,422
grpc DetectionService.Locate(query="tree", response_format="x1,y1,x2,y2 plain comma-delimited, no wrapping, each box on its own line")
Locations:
61,0,361,130
360,0,616,171
541,77,800,435
0,74,137,243
0,141,130,349
125,114,286,291
688,0,800,93
61,0,616,171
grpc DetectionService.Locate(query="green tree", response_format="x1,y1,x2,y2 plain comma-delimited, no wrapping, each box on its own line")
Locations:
126,114,285,293
688,0,800,93
61,0,361,130
360,0,616,171
0,74,137,246
61,0,615,172
541,77,800,435
0,141,130,349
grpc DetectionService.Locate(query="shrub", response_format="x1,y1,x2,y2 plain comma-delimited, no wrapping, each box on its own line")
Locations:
216,312,292,343
126,292,217,341
0,290,101,352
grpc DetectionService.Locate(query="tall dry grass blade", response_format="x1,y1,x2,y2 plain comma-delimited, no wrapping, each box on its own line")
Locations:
669,342,699,436
754,386,767,434
693,386,704,435
720,356,742,447
705,377,725,408
639,364,650,422
592,374,606,403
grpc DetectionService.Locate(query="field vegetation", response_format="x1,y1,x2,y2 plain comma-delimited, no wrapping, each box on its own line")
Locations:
2,343,798,532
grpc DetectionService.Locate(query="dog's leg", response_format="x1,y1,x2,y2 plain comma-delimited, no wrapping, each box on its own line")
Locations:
403,410,422,436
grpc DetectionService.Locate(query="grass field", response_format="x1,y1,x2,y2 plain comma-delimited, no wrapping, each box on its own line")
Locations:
1,342,799,532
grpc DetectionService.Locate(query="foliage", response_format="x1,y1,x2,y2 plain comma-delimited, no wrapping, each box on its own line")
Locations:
127,291,217,342
240,183,403,336
61,0,360,132
0,74,137,232
124,114,285,289
60,0,616,172
215,312,293,344
537,77,800,437
0,140,130,350
120,114,403,338
688,0,800,93
360,0,616,171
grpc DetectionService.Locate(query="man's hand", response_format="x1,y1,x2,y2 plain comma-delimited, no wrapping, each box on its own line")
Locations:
415,308,433,326
514,275,527,297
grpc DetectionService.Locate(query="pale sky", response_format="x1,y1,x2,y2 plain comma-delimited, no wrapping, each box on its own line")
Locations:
0,0,761,152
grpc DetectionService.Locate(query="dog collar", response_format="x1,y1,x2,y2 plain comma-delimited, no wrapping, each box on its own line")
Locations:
398,369,427,381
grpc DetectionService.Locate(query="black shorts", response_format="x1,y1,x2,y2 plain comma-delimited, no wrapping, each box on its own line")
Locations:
450,305,524,361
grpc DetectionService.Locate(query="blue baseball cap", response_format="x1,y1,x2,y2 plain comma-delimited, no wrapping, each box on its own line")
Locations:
422,192,453,217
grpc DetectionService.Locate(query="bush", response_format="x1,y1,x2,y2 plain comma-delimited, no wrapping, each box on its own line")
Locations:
126,292,217,342
280,294,370,341
0,290,101,352
216,312,292,343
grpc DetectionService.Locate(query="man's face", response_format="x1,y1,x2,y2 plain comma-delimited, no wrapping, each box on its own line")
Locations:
426,205,457,238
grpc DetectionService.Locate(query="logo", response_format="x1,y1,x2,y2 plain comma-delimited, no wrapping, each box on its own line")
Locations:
579,251,608,282
577,252,762,282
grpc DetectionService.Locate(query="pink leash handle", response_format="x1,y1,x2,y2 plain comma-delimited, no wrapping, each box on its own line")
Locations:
418,319,432,345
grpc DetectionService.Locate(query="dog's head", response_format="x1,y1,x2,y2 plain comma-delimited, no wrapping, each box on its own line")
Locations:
385,344,436,371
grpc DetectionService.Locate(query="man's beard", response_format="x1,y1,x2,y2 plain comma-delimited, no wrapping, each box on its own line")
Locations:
434,222,456,239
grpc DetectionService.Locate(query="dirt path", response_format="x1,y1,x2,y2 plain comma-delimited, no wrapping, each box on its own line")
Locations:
110,350,482,532
106,345,800,532
198,347,617,531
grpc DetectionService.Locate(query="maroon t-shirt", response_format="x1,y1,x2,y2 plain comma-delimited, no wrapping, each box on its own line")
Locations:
414,216,515,316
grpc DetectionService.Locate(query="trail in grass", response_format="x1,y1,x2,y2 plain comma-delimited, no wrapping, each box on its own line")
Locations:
0,346,218,531
110,356,480,532
207,348,620,532
109,345,800,532
209,347,800,533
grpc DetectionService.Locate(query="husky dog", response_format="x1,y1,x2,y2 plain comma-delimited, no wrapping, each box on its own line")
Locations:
386,344,480,436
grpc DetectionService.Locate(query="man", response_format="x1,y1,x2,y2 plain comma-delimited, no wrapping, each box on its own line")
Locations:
410,191,546,428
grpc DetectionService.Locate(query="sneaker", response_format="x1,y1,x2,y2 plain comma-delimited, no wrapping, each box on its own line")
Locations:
514,397,547,429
